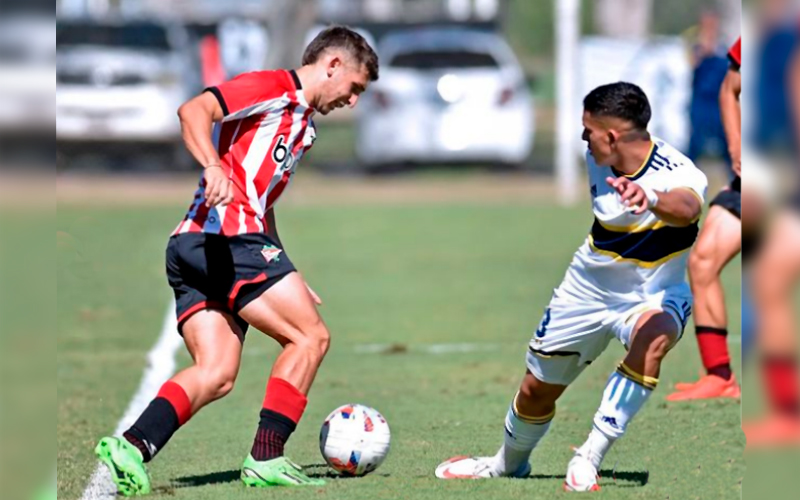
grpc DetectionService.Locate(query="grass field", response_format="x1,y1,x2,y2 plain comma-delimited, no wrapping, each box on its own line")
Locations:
57,174,743,500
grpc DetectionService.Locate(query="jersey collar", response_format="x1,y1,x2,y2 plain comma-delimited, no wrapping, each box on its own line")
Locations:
611,141,656,181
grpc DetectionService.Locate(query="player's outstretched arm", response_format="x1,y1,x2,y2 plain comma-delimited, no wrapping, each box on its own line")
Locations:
719,68,741,177
606,177,702,227
177,92,233,207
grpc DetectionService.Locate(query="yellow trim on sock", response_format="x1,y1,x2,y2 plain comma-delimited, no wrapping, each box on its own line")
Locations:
512,393,556,424
617,362,658,390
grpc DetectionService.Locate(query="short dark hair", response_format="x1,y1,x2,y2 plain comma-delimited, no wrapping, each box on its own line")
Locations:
302,26,379,82
583,82,651,130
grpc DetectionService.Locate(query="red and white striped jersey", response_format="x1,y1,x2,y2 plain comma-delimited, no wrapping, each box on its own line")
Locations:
173,69,316,236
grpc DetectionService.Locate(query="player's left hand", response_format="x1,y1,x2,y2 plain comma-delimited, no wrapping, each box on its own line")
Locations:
606,176,649,215
305,282,322,305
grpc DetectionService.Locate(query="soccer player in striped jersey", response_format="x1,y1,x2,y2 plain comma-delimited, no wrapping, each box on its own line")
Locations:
667,37,743,402
435,83,707,492
93,27,379,495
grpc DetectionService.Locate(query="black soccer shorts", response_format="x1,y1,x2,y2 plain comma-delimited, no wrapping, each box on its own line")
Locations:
709,176,741,219
166,232,297,335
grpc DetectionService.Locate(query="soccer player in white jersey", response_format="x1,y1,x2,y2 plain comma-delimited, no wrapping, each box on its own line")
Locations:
435,82,707,492
92,27,379,495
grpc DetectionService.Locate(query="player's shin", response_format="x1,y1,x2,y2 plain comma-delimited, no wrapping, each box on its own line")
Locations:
250,377,308,461
493,393,553,475
577,363,656,469
123,381,193,462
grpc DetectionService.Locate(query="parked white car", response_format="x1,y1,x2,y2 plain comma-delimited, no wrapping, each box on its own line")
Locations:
56,19,191,147
356,28,534,169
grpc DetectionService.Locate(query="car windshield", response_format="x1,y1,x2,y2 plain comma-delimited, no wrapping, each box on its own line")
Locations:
57,23,171,51
389,49,499,70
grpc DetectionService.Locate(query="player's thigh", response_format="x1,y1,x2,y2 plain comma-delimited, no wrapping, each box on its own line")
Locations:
690,205,742,275
181,309,245,372
237,271,329,348
754,210,800,292
526,299,611,386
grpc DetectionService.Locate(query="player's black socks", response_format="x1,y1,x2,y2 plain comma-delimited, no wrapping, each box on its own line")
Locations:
708,364,733,381
123,398,182,463
251,409,297,461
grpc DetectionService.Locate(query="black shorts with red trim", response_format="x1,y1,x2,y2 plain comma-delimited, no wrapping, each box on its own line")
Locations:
166,232,296,335
709,176,741,219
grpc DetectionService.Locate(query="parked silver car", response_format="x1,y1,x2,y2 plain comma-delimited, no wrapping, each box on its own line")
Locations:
356,28,535,169
56,20,192,161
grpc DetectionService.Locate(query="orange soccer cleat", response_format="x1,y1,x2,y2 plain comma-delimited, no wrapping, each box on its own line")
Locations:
743,415,800,448
665,374,741,401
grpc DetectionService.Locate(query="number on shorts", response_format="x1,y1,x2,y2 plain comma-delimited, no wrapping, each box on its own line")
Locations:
535,308,552,338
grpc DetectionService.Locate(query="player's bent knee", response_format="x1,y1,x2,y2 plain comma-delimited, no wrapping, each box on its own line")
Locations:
293,322,331,361
200,367,238,401
688,249,719,285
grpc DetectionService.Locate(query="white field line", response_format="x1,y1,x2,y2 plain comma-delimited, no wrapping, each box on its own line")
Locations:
80,302,181,500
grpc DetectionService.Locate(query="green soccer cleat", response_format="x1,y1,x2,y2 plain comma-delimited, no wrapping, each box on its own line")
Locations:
241,455,325,487
94,437,151,496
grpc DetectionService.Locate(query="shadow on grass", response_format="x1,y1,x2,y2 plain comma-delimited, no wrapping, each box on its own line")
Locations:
172,469,240,488
171,463,390,489
527,469,648,488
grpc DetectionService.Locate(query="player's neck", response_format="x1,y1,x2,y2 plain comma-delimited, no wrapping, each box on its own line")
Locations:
293,66,318,107
613,140,653,176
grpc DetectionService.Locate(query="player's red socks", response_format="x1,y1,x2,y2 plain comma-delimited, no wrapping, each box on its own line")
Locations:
251,377,308,461
695,326,733,380
763,355,800,416
123,381,192,462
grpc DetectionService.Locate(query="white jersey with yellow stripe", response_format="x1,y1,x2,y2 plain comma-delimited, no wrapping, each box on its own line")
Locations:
558,137,708,303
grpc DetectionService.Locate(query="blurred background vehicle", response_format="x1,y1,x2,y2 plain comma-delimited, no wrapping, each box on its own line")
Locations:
56,18,194,169
0,12,54,164
356,27,534,170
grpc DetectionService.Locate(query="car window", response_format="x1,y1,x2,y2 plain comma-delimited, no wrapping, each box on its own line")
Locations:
57,23,171,51
389,50,499,70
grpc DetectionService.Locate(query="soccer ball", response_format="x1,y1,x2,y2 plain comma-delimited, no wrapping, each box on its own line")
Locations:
319,404,391,476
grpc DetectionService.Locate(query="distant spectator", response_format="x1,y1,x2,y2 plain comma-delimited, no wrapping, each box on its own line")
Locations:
752,19,798,153
686,10,732,175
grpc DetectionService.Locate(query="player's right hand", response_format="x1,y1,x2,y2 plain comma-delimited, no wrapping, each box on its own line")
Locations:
204,165,234,207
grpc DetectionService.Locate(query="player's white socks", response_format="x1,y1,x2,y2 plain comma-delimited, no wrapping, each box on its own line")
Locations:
492,393,553,475
577,362,657,469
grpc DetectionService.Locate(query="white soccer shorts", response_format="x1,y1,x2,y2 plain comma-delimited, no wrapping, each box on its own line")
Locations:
525,286,692,386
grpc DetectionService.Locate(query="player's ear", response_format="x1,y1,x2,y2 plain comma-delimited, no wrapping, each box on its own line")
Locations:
327,55,343,77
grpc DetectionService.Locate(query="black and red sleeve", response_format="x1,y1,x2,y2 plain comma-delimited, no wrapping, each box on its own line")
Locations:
728,37,741,72
203,71,279,118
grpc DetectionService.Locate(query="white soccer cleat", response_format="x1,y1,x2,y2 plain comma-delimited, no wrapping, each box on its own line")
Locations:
435,455,530,479
563,454,601,492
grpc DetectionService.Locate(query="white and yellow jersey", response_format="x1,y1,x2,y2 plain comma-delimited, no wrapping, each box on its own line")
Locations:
558,137,708,302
